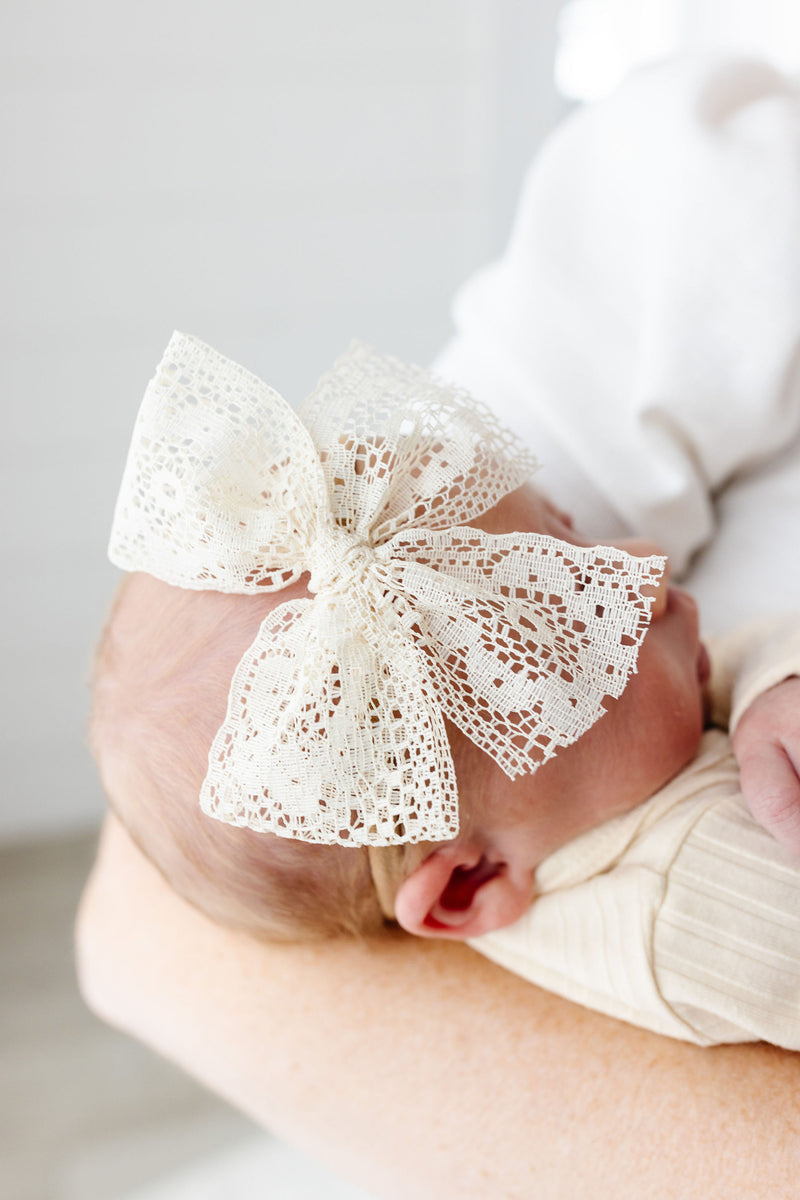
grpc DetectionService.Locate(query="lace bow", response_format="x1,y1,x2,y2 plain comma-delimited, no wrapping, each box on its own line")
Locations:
109,333,664,846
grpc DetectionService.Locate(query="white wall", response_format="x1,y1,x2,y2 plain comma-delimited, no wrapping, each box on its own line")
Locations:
1,0,564,840
557,0,800,99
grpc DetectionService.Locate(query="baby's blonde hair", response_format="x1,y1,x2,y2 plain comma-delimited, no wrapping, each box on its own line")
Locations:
90,484,542,940
89,572,420,940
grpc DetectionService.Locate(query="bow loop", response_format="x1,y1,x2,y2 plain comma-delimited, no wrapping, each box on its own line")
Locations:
109,331,327,593
301,342,541,542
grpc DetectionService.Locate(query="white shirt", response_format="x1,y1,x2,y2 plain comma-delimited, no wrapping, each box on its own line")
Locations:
434,55,800,633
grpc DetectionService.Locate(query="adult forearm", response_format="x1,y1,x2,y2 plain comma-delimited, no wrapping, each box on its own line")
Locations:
76,818,800,1200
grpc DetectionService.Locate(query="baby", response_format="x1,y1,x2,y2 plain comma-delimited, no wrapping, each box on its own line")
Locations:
92,332,800,1050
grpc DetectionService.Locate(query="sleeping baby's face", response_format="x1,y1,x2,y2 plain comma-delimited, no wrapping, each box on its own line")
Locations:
95,478,710,944
394,484,710,940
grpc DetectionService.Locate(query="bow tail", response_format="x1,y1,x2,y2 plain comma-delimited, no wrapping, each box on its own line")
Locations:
200,591,459,846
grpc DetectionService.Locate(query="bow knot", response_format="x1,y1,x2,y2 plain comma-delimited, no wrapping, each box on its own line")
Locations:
307,526,376,595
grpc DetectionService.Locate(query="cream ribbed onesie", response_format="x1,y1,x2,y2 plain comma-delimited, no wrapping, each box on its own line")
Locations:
471,617,800,1048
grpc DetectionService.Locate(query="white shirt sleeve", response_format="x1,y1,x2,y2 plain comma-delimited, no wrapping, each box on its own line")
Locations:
434,56,800,629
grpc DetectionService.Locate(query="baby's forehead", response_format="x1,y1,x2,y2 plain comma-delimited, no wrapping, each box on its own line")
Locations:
470,482,577,542
116,571,308,633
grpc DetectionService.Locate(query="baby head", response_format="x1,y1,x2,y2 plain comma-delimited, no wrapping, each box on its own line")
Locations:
92,333,708,943
91,570,385,939
92,468,707,944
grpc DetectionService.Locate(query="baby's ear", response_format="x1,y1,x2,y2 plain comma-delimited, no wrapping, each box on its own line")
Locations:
393,840,532,940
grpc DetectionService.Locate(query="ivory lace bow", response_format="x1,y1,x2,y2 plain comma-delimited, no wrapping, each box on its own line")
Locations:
109,333,665,846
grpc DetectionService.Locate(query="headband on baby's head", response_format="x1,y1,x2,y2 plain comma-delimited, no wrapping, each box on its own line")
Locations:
109,332,665,847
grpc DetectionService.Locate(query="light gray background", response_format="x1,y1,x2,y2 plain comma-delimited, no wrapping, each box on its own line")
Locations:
4,0,798,842
2,0,565,840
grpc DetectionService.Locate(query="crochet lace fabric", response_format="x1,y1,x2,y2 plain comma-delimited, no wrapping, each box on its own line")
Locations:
109,332,664,846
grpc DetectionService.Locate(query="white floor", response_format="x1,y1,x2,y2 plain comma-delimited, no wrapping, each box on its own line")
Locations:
0,831,373,1200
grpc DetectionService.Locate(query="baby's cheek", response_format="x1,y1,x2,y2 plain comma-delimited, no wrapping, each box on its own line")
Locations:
661,684,706,781
614,684,701,804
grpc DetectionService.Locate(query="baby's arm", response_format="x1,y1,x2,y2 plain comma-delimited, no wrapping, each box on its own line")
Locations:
715,617,800,857
733,677,800,856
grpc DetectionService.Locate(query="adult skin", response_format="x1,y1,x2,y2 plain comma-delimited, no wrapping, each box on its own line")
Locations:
77,816,800,1200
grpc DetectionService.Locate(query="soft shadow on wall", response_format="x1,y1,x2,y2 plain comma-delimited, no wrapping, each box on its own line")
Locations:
2,0,565,843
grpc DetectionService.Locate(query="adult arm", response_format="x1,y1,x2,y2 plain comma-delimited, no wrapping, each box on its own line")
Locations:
76,817,800,1200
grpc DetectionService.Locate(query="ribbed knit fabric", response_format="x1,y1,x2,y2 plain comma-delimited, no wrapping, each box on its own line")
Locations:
471,617,800,1048
655,796,800,1046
